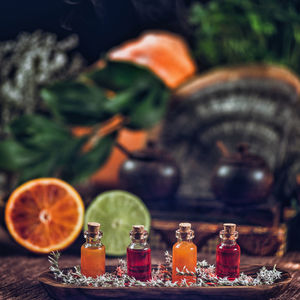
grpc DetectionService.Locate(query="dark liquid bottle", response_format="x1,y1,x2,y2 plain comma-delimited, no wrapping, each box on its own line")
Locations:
127,225,151,281
216,223,240,280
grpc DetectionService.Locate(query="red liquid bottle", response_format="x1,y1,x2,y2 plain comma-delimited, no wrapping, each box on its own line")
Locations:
216,223,240,280
127,225,151,281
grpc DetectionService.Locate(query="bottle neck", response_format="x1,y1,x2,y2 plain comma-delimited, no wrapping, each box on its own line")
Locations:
177,237,193,242
176,229,194,242
220,239,236,246
129,230,149,249
129,239,149,249
84,231,102,247
219,230,238,246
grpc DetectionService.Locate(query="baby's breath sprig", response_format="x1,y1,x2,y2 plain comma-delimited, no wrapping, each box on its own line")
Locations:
164,250,172,268
48,251,146,287
48,251,281,288
0,31,85,135
176,259,282,287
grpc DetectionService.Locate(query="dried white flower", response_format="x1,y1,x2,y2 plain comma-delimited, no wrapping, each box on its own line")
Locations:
0,30,85,136
164,250,172,267
49,251,282,288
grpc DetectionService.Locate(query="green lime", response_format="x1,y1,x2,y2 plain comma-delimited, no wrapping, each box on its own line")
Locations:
85,190,151,256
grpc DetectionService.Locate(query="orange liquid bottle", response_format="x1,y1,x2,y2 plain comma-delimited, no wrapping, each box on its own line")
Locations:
172,223,197,285
81,222,105,278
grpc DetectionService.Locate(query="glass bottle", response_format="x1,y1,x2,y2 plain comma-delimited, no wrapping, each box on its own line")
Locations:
216,223,240,279
81,222,105,278
172,223,197,285
127,225,151,281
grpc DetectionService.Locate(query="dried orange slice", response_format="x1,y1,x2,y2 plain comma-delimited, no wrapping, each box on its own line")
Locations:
5,178,84,253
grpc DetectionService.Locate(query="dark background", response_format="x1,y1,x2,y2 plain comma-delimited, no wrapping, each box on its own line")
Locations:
0,0,189,63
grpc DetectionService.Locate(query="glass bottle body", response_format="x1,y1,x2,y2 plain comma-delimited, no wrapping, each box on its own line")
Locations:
127,241,151,281
81,238,105,278
172,240,197,284
216,240,240,279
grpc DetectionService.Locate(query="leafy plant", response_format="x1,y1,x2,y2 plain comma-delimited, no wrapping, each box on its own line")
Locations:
189,0,300,72
0,31,85,197
0,60,170,184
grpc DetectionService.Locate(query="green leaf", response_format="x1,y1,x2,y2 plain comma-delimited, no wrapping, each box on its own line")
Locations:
41,81,111,125
10,115,70,150
56,137,89,167
41,60,169,131
67,134,116,183
103,80,157,116
16,135,89,184
103,87,138,115
0,140,40,171
127,86,170,130
86,60,170,129
85,61,157,91
3,114,94,183
17,153,59,183
293,24,300,42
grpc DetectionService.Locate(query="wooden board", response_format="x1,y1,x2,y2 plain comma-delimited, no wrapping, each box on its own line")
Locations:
38,265,291,300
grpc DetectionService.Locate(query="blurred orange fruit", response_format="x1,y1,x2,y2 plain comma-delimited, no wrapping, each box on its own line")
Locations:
108,31,197,89
5,178,84,253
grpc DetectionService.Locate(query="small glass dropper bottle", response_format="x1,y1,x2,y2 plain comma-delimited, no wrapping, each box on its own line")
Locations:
127,225,151,281
172,223,197,285
216,223,240,279
81,222,105,278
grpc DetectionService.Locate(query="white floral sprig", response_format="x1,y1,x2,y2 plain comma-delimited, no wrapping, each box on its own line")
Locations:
48,251,146,287
176,259,282,287
0,30,85,136
48,251,281,288
164,250,172,268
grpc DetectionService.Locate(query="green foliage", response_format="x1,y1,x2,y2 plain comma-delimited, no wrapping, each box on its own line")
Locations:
128,84,169,129
41,81,110,126
10,115,72,150
86,60,155,91
63,134,116,183
189,0,300,72
86,61,169,128
42,61,168,130
0,140,40,171
0,115,89,183
0,61,170,184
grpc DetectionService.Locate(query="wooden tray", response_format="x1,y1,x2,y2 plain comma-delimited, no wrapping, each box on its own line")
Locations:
38,265,291,300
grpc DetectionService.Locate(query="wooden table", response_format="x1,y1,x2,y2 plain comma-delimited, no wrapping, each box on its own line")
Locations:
1,228,300,300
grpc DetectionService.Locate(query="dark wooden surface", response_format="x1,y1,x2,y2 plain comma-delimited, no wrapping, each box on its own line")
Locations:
1,227,300,300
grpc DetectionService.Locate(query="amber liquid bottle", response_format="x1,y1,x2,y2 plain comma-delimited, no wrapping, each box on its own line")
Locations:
172,223,197,285
81,222,105,278
216,223,240,279
127,225,151,282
